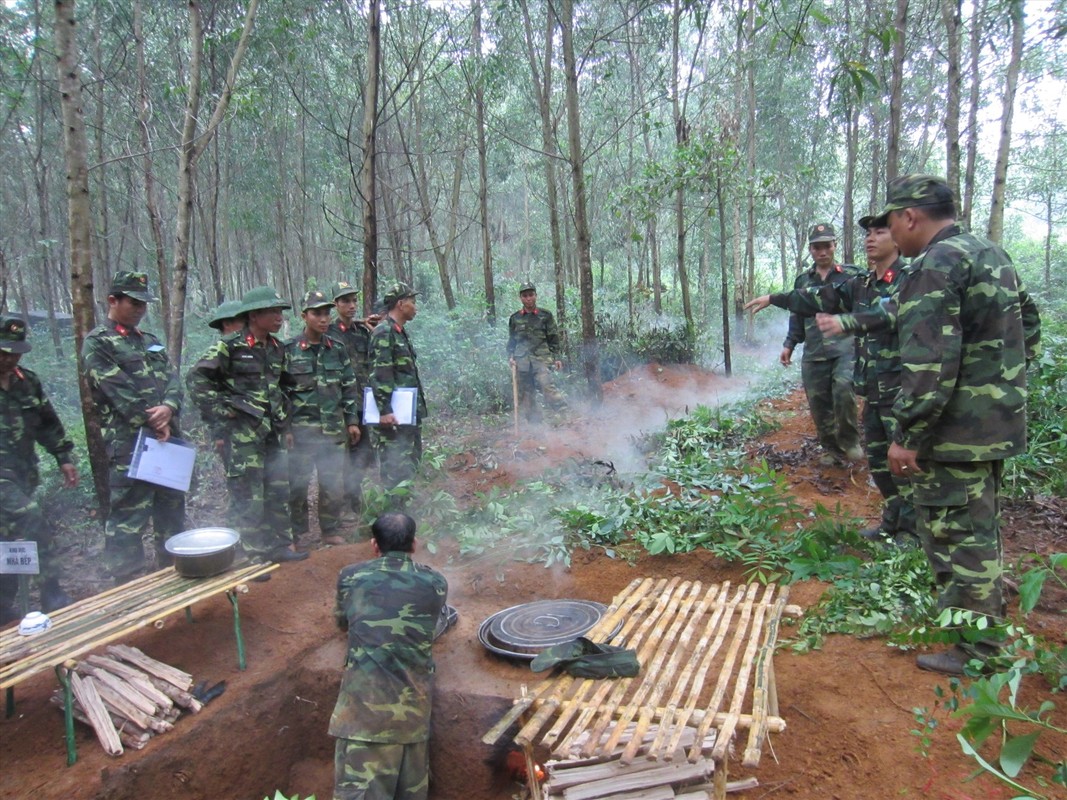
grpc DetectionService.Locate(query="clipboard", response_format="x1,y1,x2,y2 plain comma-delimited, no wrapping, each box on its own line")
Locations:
127,428,197,492
362,387,418,426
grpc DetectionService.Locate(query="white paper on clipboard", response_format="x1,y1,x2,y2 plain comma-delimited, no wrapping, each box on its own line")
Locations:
127,428,196,492
362,386,418,426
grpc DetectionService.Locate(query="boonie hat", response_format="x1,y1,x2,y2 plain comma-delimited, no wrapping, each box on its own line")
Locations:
110,271,157,302
871,174,956,225
0,316,31,354
808,223,836,244
382,282,418,307
207,299,246,330
519,282,536,293
301,289,334,311
241,286,292,312
331,280,359,301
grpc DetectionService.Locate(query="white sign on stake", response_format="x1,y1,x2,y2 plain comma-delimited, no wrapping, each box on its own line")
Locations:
0,540,40,575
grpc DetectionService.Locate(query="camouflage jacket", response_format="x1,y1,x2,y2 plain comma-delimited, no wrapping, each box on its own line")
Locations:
283,332,360,436
0,366,74,488
328,552,448,743
328,319,373,391
507,307,561,364
185,328,293,442
369,318,427,422
887,225,1041,460
782,263,864,361
772,258,906,406
82,319,182,457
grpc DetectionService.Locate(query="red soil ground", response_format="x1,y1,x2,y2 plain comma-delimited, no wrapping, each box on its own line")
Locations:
1,363,1063,800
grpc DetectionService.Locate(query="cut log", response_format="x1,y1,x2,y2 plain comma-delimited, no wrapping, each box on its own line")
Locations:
77,664,159,716
50,694,150,750
677,776,758,796
84,655,175,711
69,673,123,756
148,676,203,712
562,760,711,800
107,644,192,690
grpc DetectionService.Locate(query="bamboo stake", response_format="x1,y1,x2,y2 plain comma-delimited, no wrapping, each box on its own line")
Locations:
69,673,122,756
742,589,788,768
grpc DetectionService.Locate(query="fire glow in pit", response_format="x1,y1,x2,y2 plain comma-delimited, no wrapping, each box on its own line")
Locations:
478,599,619,660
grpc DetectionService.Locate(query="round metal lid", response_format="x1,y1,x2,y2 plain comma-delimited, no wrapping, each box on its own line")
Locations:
478,599,616,660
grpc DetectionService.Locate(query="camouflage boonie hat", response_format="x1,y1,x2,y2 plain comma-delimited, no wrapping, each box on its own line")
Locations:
382,282,418,307
331,280,359,301
241,285,291,312
871,174,955,225
110,271,156,302
301,289,334,311
207,299,246,330
807,223,836,243
519,281,536,293
0,316,31,354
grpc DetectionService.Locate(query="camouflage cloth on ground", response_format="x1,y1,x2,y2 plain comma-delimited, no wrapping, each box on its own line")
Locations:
891,224,1041,644
186,328,295,558
329,552,446,798
285,333,360,538
368,319,427,499
782,263,863,456
0,366,75,602
82,319,185,577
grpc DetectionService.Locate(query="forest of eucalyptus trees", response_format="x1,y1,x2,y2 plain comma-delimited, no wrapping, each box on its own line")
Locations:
1,0,1065,376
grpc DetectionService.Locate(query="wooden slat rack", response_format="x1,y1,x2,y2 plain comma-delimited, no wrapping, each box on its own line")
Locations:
484,577,791,800
0,562,277,764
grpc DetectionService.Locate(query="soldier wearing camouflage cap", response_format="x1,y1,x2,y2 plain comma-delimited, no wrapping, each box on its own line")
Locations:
507,282,566,424
368,282,427,505
779,224,865,466
876,175,1042,675
0,316,79,619
328,280,379,514
329,512,447,800
186,285,307,567
82,272,186,583
285,290,361,547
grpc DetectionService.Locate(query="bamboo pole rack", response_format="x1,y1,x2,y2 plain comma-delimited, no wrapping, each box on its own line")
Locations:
483,578,791,800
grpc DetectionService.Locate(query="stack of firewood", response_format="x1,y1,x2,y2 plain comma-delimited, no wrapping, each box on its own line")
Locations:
51,644,202,756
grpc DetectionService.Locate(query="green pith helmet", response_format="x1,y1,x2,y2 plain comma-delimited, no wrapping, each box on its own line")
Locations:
519,282,536,293
0,316,31,354
241,285,291,312
331,280,359,301
207,299,247,330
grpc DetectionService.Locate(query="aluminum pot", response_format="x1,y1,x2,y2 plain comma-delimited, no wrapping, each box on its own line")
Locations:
164,528,240,578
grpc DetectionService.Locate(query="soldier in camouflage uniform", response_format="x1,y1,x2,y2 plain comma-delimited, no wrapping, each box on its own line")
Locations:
186,286,308,565
328,280,381,514
507,282,565,423
0,316,78,620
286,290,361,547
780,224,865,466
82,272,185,582
329,512,447,800
875,175,1041,674
369,283,427,506
746,216,916,544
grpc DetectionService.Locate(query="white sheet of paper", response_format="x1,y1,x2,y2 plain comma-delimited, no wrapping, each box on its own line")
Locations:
362,386,418,426
128,428,196,492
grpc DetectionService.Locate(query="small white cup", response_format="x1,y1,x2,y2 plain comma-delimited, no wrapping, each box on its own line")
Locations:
19,611,52,636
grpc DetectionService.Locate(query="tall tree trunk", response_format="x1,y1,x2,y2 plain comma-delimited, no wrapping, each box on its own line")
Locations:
961,0,986,228
169,0,259,366
472,0,495,324
986,0,1023,243
90,0,110,304
55,0,108,506
716,177,731,377
743,0,757,319
942,0,962,197
361,0,381,314
559,0,599,399
886,0,908,180
671,0,693,332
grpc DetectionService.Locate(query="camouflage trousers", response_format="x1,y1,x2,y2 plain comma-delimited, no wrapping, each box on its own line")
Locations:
863,401,916,537
289,425,346,539
0,473,58,608
801,355,859,455
344,426,377,514
226,434,293,560
106,462,185,583
911,459,1005,653
515,359,565,423
372,425,422,507
333,737,429,800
